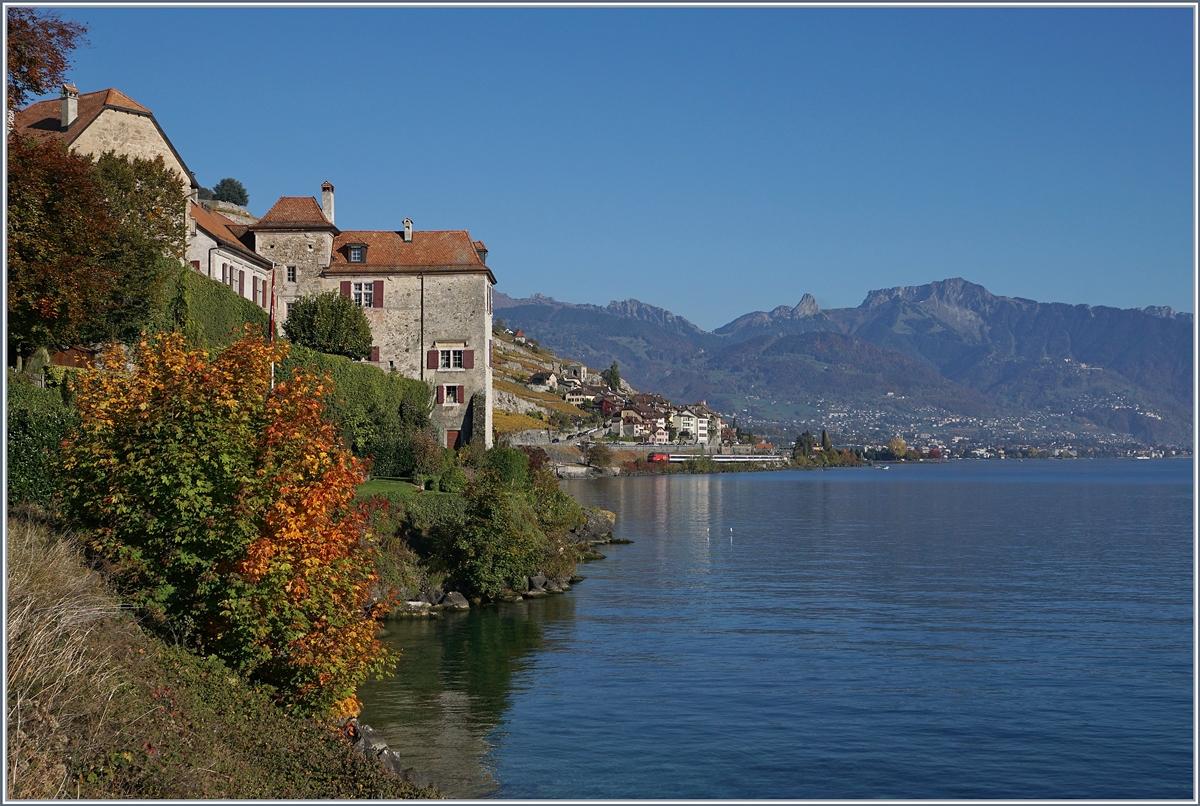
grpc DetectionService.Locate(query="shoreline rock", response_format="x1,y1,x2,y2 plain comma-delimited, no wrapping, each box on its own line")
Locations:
348,719,434,789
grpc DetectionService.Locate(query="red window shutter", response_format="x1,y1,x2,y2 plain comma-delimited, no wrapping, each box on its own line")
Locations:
373,280,383,308
427,350,438,370
340,281,351,298
458,385,465,403
462,350,474,369
190,260,200,270
239,270,245,296
371,346,380,362
252,277,258,305
436,385,444,404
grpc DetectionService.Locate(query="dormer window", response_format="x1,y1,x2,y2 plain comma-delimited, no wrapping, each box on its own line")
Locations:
348,244,366,263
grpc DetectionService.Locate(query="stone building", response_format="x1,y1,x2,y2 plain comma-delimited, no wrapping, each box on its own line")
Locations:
185,202,274,311
13,84,197,195
248,183,496,449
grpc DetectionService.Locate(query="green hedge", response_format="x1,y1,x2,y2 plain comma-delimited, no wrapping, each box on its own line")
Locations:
6,373,76,507
163,266,270,350
278,345,432,475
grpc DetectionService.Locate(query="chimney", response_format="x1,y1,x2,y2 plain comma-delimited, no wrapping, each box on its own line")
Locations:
321,181,335,225
403,217,413,243
60,83,78,129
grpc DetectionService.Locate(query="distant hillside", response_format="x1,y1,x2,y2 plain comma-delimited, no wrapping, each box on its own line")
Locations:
491,280,1193,445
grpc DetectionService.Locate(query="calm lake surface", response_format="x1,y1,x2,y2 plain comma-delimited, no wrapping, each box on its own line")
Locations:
356,459,1194,799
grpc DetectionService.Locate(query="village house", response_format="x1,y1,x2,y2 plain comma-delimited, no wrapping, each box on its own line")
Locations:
246,184,496,449
13,85,198,197
186,202,273,310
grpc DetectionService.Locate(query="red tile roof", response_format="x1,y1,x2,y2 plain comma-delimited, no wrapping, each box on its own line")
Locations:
326,230,495,281
14,88,153,145
250,196,337,231
190,202,271,268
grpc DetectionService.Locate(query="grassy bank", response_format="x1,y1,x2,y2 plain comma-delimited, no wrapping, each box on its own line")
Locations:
5,509,437,800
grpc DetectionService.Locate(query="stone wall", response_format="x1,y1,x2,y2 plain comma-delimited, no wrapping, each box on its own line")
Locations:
72,109,189,185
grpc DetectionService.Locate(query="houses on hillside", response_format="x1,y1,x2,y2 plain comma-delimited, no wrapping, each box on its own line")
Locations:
14,83,495,449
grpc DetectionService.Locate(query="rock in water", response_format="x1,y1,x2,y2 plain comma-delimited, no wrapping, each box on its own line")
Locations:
441,591,470,609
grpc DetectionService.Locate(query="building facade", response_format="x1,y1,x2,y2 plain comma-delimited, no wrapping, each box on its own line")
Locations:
248,184,496,448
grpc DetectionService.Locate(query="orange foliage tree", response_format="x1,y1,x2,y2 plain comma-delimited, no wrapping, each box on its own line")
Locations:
61,330,393,716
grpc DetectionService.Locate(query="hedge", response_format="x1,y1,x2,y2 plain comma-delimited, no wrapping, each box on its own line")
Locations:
278,345,432,475
6,373,76,506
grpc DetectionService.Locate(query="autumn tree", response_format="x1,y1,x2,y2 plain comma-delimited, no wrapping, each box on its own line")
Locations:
888,437,907,460
6,8,87,109
7,140,188,361
7,136,119,361
283,292,372,360
60,330,392,716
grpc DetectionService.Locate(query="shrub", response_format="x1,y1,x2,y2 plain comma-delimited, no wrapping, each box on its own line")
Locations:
166,265,269,349
431,471,545,598
482,445,530,488
283,293,372,360
438,465,468,493
6,374,75,507
60,331,391,716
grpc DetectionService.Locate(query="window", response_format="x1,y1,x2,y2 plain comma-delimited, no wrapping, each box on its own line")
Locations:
439,349,464,369
445,385,460,404
349,245,364,263
352,282,373,307
286,265,296,282
286,302,295,319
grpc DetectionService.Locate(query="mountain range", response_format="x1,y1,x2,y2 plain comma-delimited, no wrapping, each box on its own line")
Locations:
493,279,1193,446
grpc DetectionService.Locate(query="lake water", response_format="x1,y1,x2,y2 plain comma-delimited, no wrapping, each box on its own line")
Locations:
356,459,1194,799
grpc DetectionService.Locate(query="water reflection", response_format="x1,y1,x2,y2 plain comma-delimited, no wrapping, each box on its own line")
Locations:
356,595,576,797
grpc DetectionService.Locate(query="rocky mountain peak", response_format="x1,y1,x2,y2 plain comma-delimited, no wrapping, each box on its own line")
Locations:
860,277,1000,310
795,293,820,317
605,298,705,335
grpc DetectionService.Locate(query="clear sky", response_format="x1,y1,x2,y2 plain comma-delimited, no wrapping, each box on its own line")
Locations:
47,5,1195,331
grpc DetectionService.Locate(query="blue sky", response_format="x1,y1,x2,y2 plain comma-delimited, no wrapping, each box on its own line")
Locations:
50,5,1195,330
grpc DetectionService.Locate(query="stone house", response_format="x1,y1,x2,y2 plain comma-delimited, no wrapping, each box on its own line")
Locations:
186,202,273,310
247,184,496,449
13,85,198,198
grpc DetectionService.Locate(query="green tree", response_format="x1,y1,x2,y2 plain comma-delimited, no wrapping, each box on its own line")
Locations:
6,8,87,108
585,441,612,467
821,429,833,453
483,444,530,487
283,292,373,360
212,177,248,206
601,360,621,391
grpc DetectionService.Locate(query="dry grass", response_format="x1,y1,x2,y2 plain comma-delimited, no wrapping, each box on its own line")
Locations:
493,409,549,435
4,511,437,799
6,511,125,799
